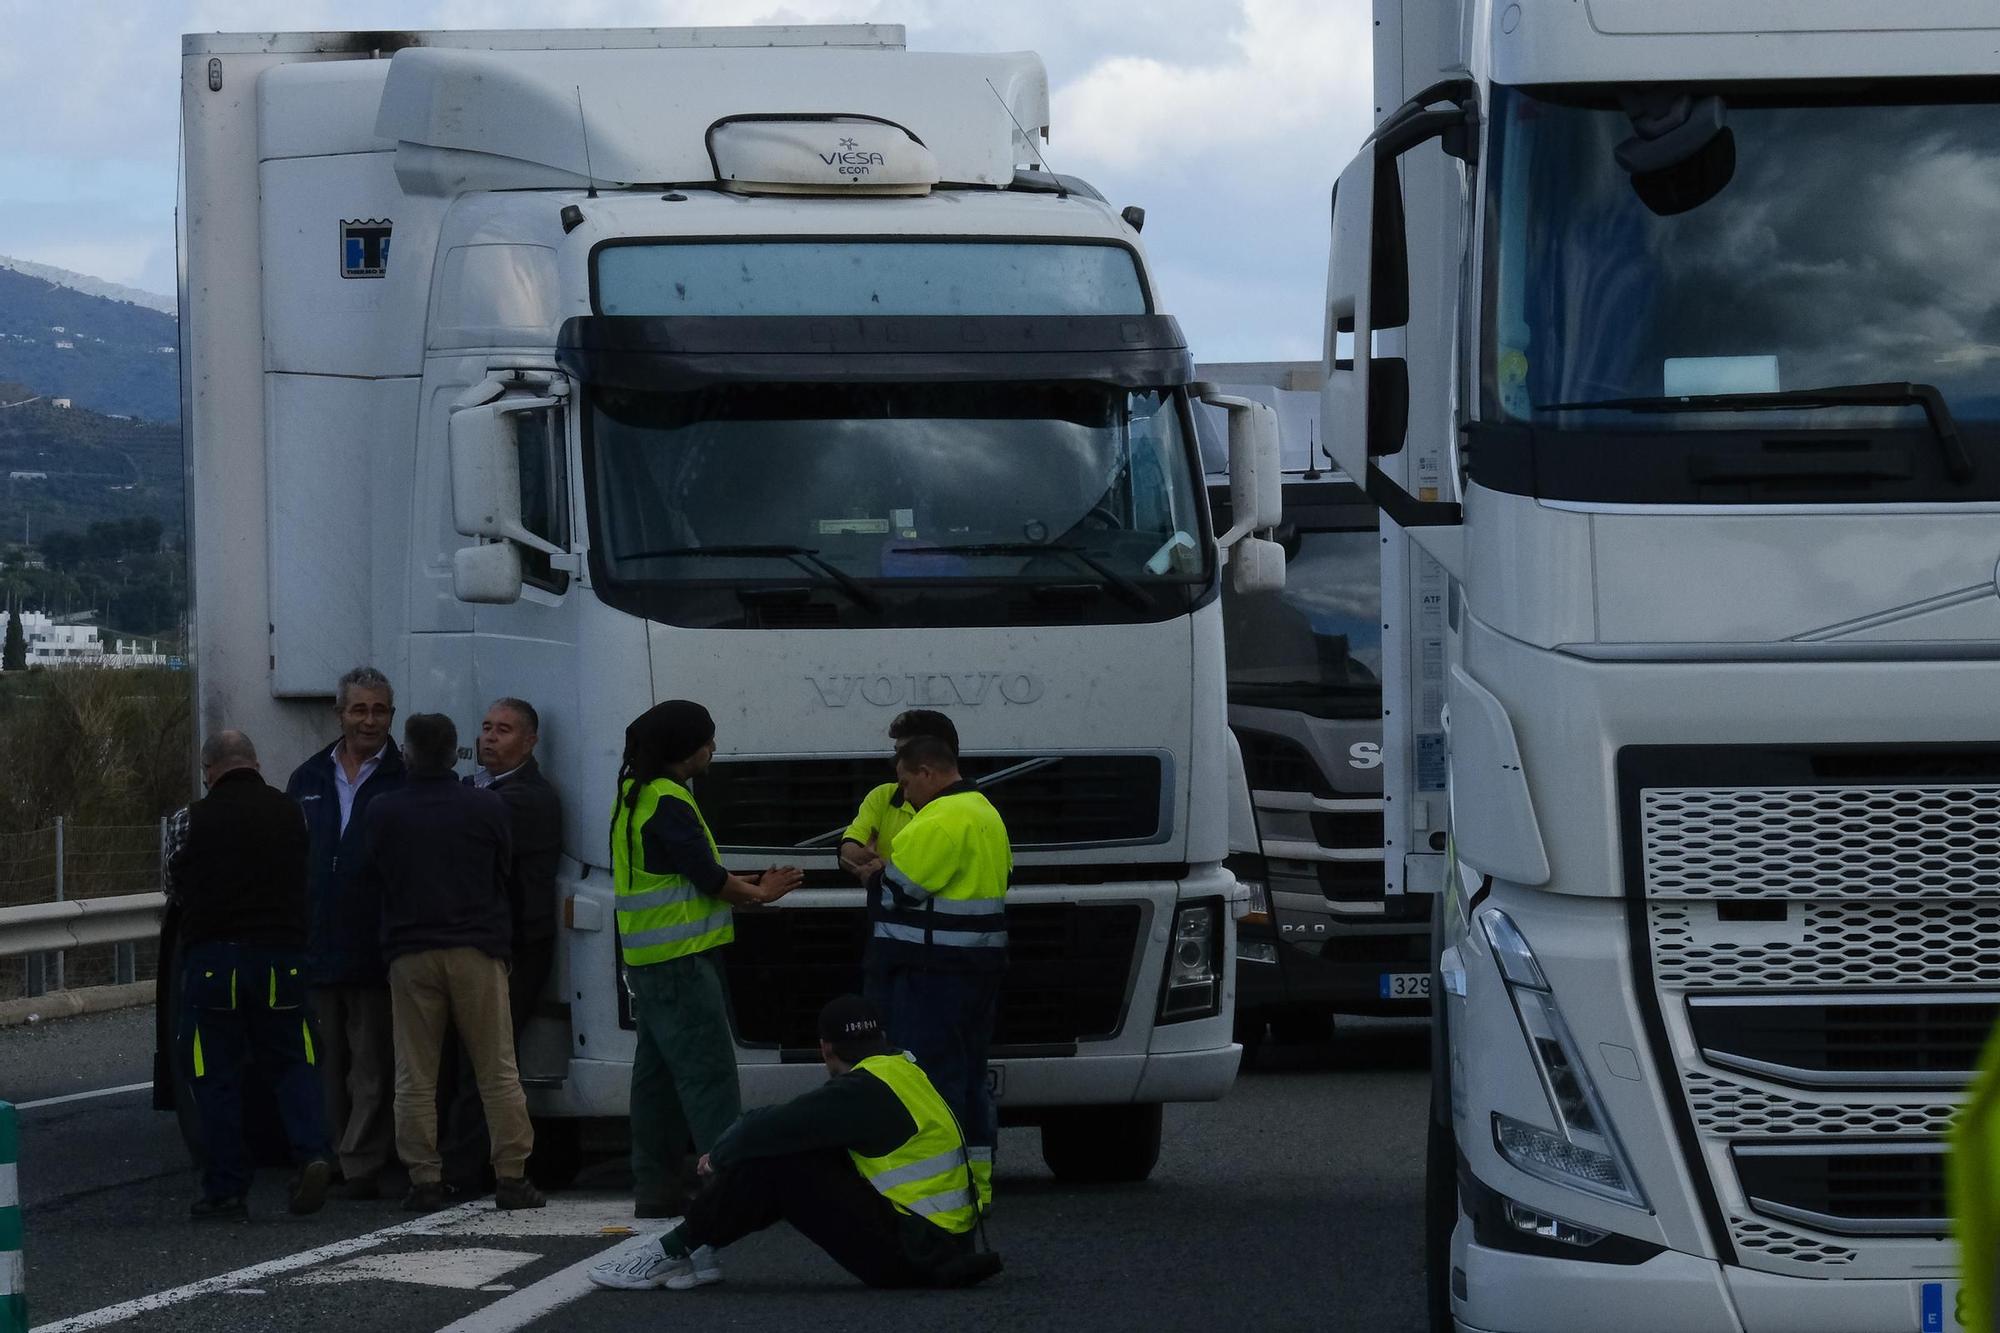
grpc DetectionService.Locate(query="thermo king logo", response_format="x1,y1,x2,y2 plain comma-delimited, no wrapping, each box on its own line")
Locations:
339,219,393,278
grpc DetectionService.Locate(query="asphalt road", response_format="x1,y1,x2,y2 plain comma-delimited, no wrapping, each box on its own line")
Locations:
3,1007,1429,1333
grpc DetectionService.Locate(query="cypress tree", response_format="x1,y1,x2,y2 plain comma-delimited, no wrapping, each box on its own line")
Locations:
3,597,25,671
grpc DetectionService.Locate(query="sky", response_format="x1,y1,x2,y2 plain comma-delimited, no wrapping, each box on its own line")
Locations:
0,0,1374,362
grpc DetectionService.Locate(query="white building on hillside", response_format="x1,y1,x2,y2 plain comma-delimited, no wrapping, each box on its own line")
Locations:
12,612,170,669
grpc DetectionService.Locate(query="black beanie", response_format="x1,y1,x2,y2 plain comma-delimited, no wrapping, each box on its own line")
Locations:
630,699,715,765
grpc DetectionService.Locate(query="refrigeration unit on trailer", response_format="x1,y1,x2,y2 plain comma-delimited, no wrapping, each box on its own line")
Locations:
175,26,1290,1183
1195,362,1429,1056
1326,1,2000,1329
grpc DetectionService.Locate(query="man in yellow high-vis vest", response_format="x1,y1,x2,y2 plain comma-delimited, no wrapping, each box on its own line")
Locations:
837,709,961,885
589,994,998,1292
868,733,1010,1213
611,700,801,1235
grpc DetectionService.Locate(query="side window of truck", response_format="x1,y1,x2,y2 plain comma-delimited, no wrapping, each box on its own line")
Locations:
514,405,571,593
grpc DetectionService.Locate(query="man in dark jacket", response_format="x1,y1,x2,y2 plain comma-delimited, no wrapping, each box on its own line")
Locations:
171,730,334,1221
363,712,545,1212
589,995,992,1294
285,665,404,1198
441,697,564,1192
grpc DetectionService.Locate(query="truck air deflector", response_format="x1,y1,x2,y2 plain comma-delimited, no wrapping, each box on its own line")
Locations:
556,315,1193,390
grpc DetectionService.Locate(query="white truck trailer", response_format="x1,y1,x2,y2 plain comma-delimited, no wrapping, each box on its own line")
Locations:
1325,2,2000,1329
175,26,1285,1183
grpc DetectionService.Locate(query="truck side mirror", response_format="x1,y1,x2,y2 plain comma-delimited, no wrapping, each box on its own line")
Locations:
1230,535,1285,595
1197,390,1284,541
453,540,524,604
448,375,570,554
1322,82,1472,529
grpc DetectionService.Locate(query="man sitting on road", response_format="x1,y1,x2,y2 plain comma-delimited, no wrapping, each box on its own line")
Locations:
362,712,544,1212
170,729,335,1221
588,995,997,1293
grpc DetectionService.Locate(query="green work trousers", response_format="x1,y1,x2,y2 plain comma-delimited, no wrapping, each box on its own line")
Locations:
627,949,742,1212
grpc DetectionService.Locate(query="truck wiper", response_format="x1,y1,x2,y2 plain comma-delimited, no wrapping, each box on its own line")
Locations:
1538,382,1974,484
890,542,1151,611
618,544,882,612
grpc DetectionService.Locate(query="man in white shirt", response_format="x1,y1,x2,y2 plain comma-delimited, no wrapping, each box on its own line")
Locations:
285,666,406,1198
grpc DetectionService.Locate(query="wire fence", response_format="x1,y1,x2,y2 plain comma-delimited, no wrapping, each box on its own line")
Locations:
0,819,167,1001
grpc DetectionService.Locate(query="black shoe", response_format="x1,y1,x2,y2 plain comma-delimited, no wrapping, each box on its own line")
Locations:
337,1173,381,1201
494,1176,546,1210
403,1180,451,1212
190,1195,247,1222
288,1158,333,1216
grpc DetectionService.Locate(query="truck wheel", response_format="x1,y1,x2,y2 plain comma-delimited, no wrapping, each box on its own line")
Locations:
527,1116,583,1190
1234,1010,1267,1069
1426,1111,1458,1332
1270,1007,1332,1047
1040,1104,1163,1183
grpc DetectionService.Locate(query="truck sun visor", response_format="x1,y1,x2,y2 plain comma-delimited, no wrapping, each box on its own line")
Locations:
556,314,1194,390
706,114,941,196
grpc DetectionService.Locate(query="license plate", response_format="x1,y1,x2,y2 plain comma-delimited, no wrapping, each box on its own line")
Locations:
986,1064,1005,1100
1920,1281,1965,1332
1380,972,1431,1000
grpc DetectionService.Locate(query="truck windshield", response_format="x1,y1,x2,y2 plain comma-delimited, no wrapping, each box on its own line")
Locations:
585,380,1210,628
1220,528,1381,720
1480,84,2000,501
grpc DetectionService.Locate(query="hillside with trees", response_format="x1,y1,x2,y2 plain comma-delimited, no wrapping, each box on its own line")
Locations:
0,382,181,543
0,265,179,423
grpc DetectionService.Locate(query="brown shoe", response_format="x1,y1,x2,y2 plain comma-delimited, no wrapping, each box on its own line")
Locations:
495,1176,546,1210
288,1159,333,1216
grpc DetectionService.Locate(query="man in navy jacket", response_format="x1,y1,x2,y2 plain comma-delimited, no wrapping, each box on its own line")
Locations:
285,665,405,1197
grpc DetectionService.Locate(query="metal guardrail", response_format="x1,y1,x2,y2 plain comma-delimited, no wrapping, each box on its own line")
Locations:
0,893,165,960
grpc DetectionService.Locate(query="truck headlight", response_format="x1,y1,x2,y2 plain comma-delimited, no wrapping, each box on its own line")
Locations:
1478,907,1646,1209
1159,900,1222,1021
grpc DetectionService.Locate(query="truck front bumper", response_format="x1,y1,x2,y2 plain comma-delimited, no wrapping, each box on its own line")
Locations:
1452,1228,1956,1333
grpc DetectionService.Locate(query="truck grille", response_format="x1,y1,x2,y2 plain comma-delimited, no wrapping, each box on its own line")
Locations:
721,901,1143,1053
1623,746,2000,1280
698,754,1165,851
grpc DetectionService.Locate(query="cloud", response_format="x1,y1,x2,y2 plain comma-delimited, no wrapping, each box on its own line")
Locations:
1051,0,1371,175
0,1,1379,358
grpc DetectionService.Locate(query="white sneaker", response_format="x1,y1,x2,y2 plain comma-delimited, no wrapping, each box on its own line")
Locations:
667,1245,723,1291
588,1242,723,1292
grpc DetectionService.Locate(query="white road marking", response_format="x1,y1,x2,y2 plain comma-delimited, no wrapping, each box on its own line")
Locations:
428,1232,668,1333
294,1247,539,1291
28,1200,489,1333
412,1197,674,1239
14,1082,151,1111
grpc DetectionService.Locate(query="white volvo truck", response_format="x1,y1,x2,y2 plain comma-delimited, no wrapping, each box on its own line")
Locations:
173,26,1286,1183
1326,2,2000,1329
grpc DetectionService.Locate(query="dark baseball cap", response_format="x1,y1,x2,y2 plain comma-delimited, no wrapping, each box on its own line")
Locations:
817,994,884,1046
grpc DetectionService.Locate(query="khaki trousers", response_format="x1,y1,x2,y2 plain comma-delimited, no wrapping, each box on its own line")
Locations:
388,947,534,1183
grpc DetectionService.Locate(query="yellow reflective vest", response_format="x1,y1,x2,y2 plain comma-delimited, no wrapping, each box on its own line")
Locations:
611,777,732,967
849,1052,979,1235
872,785,1010,973
1952,1020,2000,1333
845,782,917,866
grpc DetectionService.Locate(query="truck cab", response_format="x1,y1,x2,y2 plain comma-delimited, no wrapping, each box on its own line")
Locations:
180,27,1285,1184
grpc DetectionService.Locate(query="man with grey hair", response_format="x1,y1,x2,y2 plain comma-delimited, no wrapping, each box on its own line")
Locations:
171,729,334,1219
286,666,406,1198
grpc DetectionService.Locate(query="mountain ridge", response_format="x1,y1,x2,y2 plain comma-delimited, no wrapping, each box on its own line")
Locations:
0,256,175,316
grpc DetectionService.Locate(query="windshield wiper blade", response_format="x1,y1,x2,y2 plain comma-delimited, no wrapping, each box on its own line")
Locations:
891,542,1151,611
618,544,881,612
1538,382,1974,484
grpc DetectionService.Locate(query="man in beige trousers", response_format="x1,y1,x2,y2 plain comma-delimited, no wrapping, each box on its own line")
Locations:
359,712,545,1211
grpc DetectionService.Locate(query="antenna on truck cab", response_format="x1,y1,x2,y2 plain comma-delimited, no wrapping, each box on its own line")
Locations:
988,78,1065,199
574,86,599,199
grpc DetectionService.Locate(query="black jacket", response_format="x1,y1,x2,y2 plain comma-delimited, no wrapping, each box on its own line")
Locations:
285,738,406,985
168,768,310,951
467,757,563,944
363,771,514,964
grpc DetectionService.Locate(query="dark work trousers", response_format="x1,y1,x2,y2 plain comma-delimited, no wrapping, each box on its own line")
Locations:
178,940,333,1202
874,969,1001,1171
439,934,553,1190
686,1151,940,1288
628,951,742,1213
